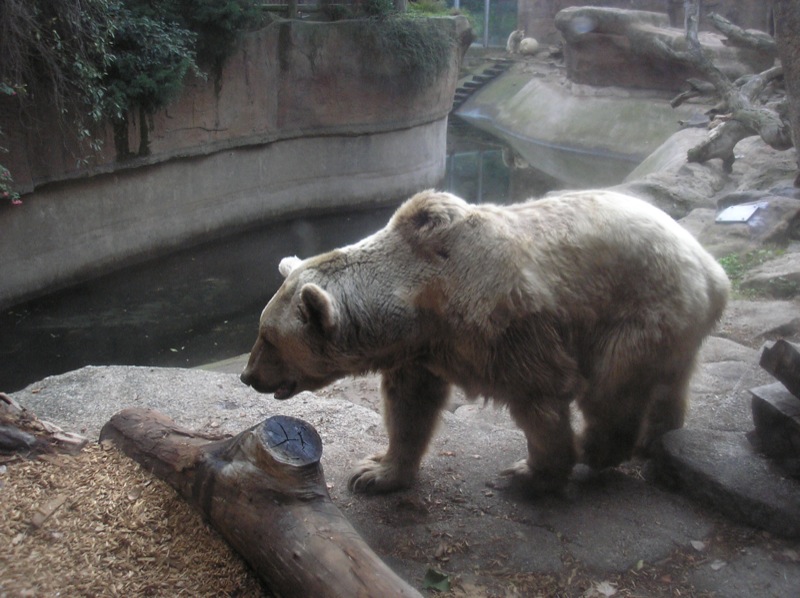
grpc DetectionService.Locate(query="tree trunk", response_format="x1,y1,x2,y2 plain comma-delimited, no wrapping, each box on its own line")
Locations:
773,0,800,185
100,408,422,598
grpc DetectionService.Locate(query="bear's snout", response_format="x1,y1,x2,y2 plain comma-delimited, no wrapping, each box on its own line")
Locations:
240,364,297,399
239,369,254,387
239,368,270,393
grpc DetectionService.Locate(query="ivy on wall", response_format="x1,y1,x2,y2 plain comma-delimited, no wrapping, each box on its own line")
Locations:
0,0,460,200
0,0,265,197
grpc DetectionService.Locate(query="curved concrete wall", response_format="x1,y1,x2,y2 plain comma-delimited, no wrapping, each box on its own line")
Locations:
0,116,448,310
0,18,468,308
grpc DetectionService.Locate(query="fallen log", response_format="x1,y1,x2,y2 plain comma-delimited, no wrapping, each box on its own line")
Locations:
100,408,421,598
0,392,88,460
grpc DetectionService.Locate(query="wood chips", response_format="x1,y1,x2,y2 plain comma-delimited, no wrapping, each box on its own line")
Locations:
0,442,267,597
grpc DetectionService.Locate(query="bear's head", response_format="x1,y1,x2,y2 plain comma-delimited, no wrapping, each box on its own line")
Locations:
240,255,347,399
240,190,475,399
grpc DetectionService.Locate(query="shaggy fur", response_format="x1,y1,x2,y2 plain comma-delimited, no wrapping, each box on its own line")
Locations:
241,189,729,494
506,29,525,54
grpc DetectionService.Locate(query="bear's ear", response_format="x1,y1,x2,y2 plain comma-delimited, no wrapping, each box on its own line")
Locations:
392,190,469,249
299,283,338,336
279,256,302,278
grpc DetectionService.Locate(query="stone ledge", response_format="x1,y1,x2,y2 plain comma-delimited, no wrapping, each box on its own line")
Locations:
654,428,800,538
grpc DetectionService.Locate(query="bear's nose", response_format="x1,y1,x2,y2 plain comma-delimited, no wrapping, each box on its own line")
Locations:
240,370,253,386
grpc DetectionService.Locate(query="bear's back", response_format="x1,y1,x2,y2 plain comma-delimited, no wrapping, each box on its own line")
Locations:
432,190,728,334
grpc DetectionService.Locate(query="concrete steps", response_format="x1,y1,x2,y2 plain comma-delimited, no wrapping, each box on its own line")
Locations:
451,58,513,112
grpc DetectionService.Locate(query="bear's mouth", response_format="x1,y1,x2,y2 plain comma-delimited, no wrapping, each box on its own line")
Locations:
273,381,297,401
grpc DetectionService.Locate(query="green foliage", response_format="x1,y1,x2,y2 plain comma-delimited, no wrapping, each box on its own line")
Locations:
103,6,200,120
0,0,265,171
718,248,786,296
126,0,266,71
360,15,457,90
101,4,204,157
0,0,117,122
0,0,454,189
0,83,23,204
362,0,397,18
0,163,21,206
190,0,265,67
321,4,354,22
407,0,474,33
408,0,451,17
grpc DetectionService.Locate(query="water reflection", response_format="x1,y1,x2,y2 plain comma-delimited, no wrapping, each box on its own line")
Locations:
1,120,634,392
459,113,638,189
445,150,508,203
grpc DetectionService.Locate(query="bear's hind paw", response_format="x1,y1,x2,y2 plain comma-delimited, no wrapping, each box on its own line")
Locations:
348,456,413,494
499,459,569,496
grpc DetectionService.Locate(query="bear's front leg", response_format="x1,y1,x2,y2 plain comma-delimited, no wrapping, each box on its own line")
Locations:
348,364,449,494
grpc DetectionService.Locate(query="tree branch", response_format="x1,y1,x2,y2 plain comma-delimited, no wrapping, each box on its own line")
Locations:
708,12,777,58
678,0,792,167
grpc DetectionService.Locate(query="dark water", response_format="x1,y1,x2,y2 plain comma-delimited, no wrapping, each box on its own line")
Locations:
0,121,632,392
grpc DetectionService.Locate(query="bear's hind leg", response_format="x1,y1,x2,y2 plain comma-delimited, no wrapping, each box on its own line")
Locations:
348,363,449,494
579,399,644,470
635,354,694,456
504,399,576,494
578,352,695,468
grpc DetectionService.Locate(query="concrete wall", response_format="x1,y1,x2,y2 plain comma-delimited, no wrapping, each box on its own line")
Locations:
0,18,468,309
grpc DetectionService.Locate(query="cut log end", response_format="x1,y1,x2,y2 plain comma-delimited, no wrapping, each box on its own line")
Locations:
261,415,322,466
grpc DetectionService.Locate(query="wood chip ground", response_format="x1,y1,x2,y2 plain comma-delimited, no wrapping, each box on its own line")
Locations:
0,442,267,597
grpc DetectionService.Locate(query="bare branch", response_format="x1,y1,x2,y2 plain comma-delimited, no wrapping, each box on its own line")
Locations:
677,0,792,166
708,12,777,57
671,78,717,108
687,118,751,172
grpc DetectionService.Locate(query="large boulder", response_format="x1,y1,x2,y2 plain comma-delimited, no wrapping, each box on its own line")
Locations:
554,7,775,91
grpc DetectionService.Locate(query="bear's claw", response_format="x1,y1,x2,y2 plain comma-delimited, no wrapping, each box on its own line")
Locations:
348,455,413,494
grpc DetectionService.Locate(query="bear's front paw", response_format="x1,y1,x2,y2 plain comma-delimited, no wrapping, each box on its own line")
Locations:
348,454,414,494
500,459,569,496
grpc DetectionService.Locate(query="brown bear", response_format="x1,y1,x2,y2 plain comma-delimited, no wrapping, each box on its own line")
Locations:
241,189,729,494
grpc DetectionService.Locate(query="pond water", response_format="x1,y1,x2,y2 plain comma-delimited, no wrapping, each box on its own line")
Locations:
0,120,636,392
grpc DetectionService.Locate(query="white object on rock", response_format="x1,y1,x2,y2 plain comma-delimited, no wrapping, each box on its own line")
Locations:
519,37,540,55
